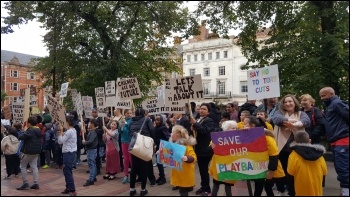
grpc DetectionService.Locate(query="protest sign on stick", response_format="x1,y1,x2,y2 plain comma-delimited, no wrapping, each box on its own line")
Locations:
142,98,184,115
116,78,142,100
157,140,186,170
164,75,203,107
59,82,69,98
12,102,24,124
3,106,12,120
210,127,269,181
46,93,67,127
246,64,280,100
23,88,30,122
82,96,94,118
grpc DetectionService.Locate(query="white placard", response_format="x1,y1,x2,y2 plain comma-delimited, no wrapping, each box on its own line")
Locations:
105,81,116,96
11,102,25,124
247,64,280,100
60,82,69,98
116,78,141,100
142,98,185,115
115,88,132,109
75,92,84,116
164,75,203,107
18,95,37,107
82,96,94,118
46,93,67,126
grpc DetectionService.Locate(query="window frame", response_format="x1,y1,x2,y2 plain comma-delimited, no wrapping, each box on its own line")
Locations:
219,66,225,76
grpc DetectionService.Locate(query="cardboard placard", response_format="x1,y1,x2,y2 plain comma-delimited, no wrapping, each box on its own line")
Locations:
59,82,69,98
116,78,141,100
46,93,67,127
12,102,24,124
3,106,12,120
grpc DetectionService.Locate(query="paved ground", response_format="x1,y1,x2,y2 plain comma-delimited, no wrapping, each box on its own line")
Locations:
1,153,340,196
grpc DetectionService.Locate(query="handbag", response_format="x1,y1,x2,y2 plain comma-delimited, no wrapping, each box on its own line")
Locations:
128,118,154,161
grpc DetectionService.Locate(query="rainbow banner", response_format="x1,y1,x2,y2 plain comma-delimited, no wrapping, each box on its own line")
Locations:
210,127,269,181
157,140,186,170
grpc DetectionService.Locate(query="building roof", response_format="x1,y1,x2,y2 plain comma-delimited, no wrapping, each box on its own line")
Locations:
1,50,41,65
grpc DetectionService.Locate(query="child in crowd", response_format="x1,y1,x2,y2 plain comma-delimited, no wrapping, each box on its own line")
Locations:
209,120,238,196
168,125,197,196
237,110,251,129
119,109,133,184
82,119,99,186
219,112,231,129
287,131,327,196
243,116,286,196
255,110,273,131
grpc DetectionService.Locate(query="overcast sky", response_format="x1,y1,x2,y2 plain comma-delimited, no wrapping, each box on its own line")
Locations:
1,1,240,57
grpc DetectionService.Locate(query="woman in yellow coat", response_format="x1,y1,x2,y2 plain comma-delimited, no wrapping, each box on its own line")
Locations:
169,125,197,196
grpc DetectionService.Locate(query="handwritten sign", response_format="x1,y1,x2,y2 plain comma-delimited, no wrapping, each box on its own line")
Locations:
142,98,185,115
18,95,37,107
3,106,12,120
247,65,280,100
75,92,84,116
11,102,24,123
20,86,36,96
157,140,186,170
60,82,69,98
210,127,269,181
164,75,203,107
105,81,116,96
46,93,67,127
82,96,94,118
116,78,141,100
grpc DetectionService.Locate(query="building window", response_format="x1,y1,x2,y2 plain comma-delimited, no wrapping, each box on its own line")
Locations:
224,51,228,58
27,72,35,80
218,82,226,94
10,83,18,91
10,70,19,78
10,96,18,103
201,54,205,61
203,83,210,95
203,68,210,77
216,52,220,59
208,52,212,60
240,81,248,93
194,54,198,62
187,55,191,62
189,69,195,76
219,66,225,76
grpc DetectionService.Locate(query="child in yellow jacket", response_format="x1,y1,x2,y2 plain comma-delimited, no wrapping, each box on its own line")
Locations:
168,125,197,196
288,131,327,196
209,120,238,196
243,116,286,196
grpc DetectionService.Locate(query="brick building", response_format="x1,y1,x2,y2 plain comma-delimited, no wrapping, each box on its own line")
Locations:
1,50,45,109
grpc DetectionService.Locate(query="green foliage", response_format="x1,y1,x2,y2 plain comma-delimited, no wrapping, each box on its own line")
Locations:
1,91,8,102
2,1,199,101
197,1,349,106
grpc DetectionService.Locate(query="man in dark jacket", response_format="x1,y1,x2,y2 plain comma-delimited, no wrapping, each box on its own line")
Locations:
17,116,42,190
209,102,221,128
319,87,349,196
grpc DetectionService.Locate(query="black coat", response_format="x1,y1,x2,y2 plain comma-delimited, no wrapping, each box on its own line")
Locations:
302,107,326,144
192,116,215,157
19,127,42,155
129,117,155,140
169,116,192,137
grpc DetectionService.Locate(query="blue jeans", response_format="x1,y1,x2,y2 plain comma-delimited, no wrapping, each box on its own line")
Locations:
63,152,76,192
87,149,97,182
333,146,349,188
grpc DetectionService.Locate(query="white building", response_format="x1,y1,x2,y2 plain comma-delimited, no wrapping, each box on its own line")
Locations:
180,23,269,106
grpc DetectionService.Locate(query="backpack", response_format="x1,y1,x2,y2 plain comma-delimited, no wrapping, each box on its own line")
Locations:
311,107,325,127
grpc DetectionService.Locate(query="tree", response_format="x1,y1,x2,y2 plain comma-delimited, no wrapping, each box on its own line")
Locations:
2,1,199,99
196,1,349,106
1,91,7,102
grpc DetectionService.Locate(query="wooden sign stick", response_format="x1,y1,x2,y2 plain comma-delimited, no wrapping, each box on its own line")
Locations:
188,99,196,139
80,114,85,141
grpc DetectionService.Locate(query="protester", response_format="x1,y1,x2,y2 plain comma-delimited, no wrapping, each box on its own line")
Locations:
288,131,327,196
272,94,310,196
319,87,349,196
90,109,103,175
70,111,82,168
111,108,124,171
219,112,231,129
209,121,237,196
300,94,326,144
189,103,215,196
42,123,54,169
82,118,99,186
255,110,273,131
119,109,133,184
225,102,239,122
238,100,257,121
42,106,52,125
167,125,197,196
58,116,77,196
129,108,155,196
154,114,170,185
102,120,121,180
17,116,42,190
237,110,251,129
1,127,20,179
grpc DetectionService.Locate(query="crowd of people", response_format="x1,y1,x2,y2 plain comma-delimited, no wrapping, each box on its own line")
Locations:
0,86,348,196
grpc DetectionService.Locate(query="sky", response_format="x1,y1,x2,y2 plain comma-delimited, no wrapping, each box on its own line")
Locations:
1,1,241,57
